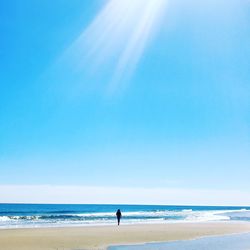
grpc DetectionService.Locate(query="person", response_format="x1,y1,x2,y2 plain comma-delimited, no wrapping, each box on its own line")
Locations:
116,209,122,225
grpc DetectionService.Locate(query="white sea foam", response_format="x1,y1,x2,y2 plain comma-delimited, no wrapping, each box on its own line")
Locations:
182,209,193,212
185,211,230,222
0,216,11,222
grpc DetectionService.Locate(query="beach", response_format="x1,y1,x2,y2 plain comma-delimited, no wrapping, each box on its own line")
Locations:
1,222,250,250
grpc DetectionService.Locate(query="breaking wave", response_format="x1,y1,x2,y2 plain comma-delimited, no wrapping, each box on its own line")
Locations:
0,205,249,229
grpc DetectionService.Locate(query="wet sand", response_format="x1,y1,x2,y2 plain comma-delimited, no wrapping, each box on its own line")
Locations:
0,222,250,250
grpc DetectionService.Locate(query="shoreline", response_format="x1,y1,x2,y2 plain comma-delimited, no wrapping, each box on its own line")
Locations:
0,222,250,250
1,219,246,230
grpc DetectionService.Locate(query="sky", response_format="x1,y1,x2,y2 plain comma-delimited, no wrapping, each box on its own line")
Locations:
0,0,250,205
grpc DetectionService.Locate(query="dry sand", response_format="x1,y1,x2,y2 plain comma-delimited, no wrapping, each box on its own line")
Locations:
0,222,250,250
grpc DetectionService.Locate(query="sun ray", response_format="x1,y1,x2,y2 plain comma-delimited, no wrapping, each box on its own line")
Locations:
60,0,168,93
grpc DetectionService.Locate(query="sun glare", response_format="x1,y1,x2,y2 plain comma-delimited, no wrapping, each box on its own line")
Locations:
62,0,168,92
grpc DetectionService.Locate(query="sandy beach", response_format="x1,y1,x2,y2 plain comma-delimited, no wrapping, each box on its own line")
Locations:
0,222,250,250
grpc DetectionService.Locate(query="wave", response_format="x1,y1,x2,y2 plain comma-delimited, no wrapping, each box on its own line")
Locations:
0,209,248,221
0,208,250,228
222,210,250,221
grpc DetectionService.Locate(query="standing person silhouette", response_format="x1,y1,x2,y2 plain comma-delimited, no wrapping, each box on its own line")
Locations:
116,209,122,226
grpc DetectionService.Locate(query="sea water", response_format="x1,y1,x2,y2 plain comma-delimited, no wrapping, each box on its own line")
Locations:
108,233,250,250
0,204,250,229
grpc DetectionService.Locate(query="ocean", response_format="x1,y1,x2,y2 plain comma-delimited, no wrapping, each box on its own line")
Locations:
0,204,250,229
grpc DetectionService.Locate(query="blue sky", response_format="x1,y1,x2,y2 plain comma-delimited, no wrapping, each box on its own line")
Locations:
0,0,250,204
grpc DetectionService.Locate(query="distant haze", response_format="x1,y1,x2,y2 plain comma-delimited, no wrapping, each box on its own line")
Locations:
1,185,250,206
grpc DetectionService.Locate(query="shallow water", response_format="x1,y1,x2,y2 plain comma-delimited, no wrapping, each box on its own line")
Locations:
108,233,250,250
